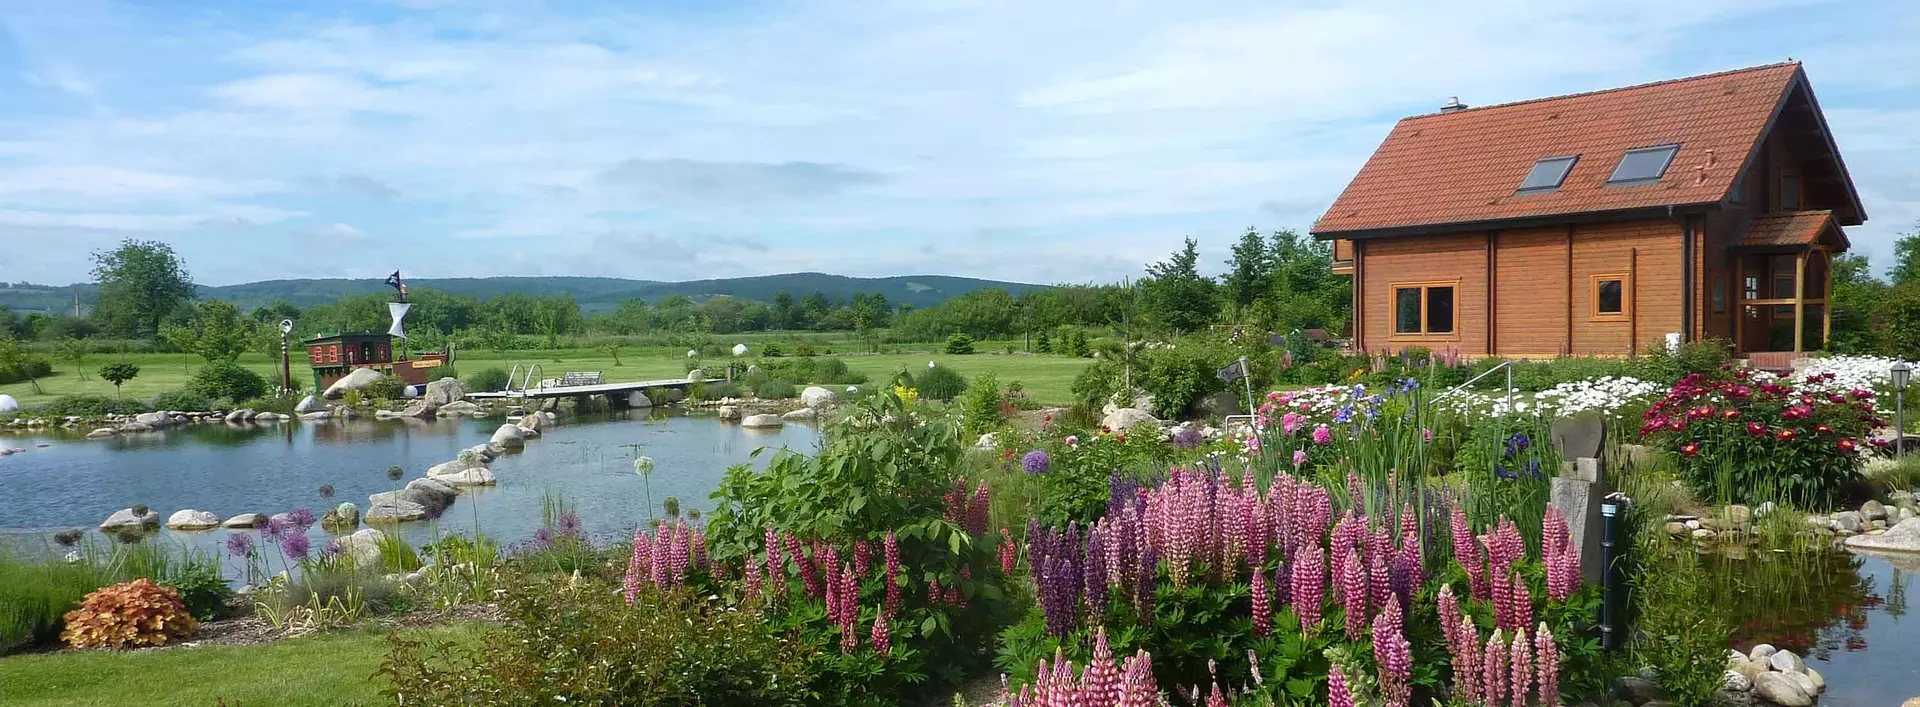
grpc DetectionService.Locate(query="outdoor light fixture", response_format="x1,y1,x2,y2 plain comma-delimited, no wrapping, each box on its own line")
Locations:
278,319,295,394
1894,362,1912,458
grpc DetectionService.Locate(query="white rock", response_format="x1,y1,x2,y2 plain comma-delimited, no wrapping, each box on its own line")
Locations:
436,400,480,416
801,386,836,409
1749,644,1777,662
1784,671,1818,697
0,394,17,413
333,528,390,570
741,413,784,428
165,509,220,530
423,377,466,407
718,405,742,421
1804,666,1824,693
86,427,117,439
365,500,426,523
435,468,496,486
1752,673,1812,707
517,411,548,432
490,424,526,447
294,395,326,414
782,407,818,421
1768,649,1805,674
1099,407,1159,433
406,476,459,500
1844,517,1920,553
100,507,160,529
1723,670,1753,693
298,410,334,421
222,512,267,528
975,432,998,450
686,369,704,381
323,368,386,399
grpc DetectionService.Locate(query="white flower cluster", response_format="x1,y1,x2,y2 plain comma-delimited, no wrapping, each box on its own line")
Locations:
1434,390,1535,419
1532,376,1664,419
1797,355,1908,395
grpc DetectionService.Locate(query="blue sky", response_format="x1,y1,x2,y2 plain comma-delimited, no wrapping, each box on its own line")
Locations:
1,0,1916,287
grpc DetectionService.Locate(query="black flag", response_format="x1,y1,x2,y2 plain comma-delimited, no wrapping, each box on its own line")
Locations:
1216,359,1247,383
385,271,407,302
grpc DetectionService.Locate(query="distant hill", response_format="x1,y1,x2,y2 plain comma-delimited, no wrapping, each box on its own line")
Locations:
0,273,1044,314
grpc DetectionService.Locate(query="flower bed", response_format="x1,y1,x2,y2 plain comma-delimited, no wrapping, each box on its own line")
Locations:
1641,367,1881,506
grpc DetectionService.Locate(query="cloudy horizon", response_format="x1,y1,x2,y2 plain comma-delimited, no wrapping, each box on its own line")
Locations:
1,0,1916,288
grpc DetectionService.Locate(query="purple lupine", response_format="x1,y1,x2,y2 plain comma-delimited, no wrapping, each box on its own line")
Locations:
1369,541,1393,617
1251,568,1271,637
1340,545,1368,639
1084,524,1108,617
1491,564,1513,631
1451,505,1488,600
1395,529,1424,602
1507,570,1534,635
1536,623,1560,707
870,612,890,656
854,538,871,578
1134,544,1156,618
1509,627,1533,707
1290,542,1324,633
1482,628,1508,707
743,551,763,601
1373,600,1412,707
764,528,784,593
668,523,691,585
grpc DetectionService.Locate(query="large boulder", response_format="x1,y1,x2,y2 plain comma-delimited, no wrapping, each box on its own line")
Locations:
801,386,836,409
365,501,426,524
1100,407,1159,433
718,405,742,421
437,400,480,417
490,424,526,447
741,413,784,429
134,411,179,427
435,467,497,486
686,369,704,381
1752,673,1813,707
400,400,436,419
466,442,504,461
429,454,489,478
782,407,818,421
86,428,117,439
298,410,335,421
1767,649,1805,674
1845,517,1920,553
222,512,268,528
165,509,220,530
332,528,388,571
517,411,549,432
294,395,326,414
406,476,459,501
1863,500,1889,521
423,377,466,407
1833,511,1864,533
100,507,160,530
323,368,386,399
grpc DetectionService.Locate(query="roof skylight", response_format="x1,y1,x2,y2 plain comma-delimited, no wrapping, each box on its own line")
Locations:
1607,144,1680,186
1517,155,1578,194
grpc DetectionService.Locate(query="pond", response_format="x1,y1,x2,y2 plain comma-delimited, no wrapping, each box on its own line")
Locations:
1701,548,1918,706
0,412,819,568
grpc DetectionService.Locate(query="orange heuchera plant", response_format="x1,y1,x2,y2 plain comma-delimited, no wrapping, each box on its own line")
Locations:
61,578,199,649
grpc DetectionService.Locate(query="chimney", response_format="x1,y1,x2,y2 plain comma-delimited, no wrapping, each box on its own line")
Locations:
1440,96,1468,113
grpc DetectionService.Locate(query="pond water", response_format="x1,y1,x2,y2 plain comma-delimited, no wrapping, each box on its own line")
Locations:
1702,549,1918,706
0,413,819,566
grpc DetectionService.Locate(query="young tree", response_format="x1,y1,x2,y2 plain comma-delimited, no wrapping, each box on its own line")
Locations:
60,337,91,380
0,336,45,394
91,239,197,338
1222,227,1273,309
1888,223,1920,287
100,362,140,398
1143,237,1219,333
162,300,261,363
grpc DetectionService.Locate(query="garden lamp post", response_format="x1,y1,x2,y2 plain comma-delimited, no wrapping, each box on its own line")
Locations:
278,319,294,395
1893,362,1912,457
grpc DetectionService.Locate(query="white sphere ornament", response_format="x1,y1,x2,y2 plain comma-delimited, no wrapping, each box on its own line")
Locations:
686,349,698,358
0,394,18,413
928,361,936,369
732,343,748,356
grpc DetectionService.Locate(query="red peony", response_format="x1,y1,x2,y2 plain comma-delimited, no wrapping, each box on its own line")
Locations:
1680,441,1701,457
1776,428,1798,442
1837,438,1858,452
1746,422,1766,437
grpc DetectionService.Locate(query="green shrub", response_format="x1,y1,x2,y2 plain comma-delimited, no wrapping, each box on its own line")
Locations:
814,357,868,385
238,395,298,415
33,394,148,418
163,552,233,621
0,352,52,385
761,342,785,357
1070,360,1122,408
1631,550,1735,707
756,357,818,384
462,366,510,393
382,577,814,706
362,375,406,403
792,341,816,357
150,390,212,412
754,378,796,400
944,333,976,355
187,360,268,402
1136,345,1225,419
98,362,140,394
1034,331,1052,353
917,363,967,401
958,372,1005,435
692,380,736,402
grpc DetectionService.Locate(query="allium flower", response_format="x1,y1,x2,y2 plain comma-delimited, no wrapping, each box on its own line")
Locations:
1022,450,1051,474
1172,427,1203,450
322,539,344,559
281,531,311,562
286,508,317,530
226,532,255,558
633,456,654,476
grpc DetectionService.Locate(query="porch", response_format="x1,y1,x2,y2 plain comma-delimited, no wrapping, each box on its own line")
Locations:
1730,211,1847,357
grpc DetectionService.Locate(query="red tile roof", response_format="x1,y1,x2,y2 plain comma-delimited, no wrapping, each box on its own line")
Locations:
1312,63,1803,236
1739,210,1844,249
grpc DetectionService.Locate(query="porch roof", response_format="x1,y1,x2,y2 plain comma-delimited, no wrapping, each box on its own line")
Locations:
1736,210,1848,250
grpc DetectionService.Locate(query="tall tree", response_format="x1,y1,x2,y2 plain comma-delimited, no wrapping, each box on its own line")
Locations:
162,300,261,363
91,239,196,338
1142,237,1219,333
1222,227,1273,309
769,291,800,330
1889,223,1920,287
1828,253,1884,353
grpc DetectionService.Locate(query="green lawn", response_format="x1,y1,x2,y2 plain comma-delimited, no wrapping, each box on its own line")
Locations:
0,624,482,707
2,345,1093,408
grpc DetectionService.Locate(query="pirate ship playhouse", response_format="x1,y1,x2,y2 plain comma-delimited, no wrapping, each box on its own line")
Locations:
304,272,449,392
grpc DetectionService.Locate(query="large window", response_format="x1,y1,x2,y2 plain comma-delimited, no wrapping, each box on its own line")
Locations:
1517,155,1579,194
1780,173,1801,210
1392,282,1457,337
1607,144,1679,186
1591,274,1629,320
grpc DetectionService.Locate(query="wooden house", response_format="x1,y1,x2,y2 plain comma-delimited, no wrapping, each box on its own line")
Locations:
1311,62,1864,366
304,332,446,391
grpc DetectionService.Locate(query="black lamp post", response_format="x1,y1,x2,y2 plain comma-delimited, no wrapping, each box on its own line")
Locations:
1894,362,1912,457
279,319,294,396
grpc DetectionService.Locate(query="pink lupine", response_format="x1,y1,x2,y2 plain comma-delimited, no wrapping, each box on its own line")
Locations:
999,529,1018,575
853,538,871,578
1438,584,1463,655
1536,623,1560,707
1454,614,1482,703
1451,505,1488,600
1207,681,1228,707
1491,564,1513,630
1509,627,1533,707
928,577,942,606
1328,664,1355,707
765,527,785,594
1291,542,1325,633
743,553,763,601
1482,628,1507,707
1341,545,1368,639
1243,485,1267,569
1486,519,1526,574
1369,544,1393,617
623,529,649,604
969,481,991,536
1506,570,1534,633
1082,627,1120,707
1251,568,1272,637
884,531,902,616
1373,601,1412,707
1399,504,1418,547
871,612,890,656
691,525,708,570
1543,506,1570,556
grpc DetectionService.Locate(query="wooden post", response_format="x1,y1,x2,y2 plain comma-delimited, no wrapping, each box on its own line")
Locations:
1822,250,1833,350
1793,252,1806,352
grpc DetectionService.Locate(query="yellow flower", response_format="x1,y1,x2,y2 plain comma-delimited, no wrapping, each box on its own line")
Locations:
892,385,919,405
